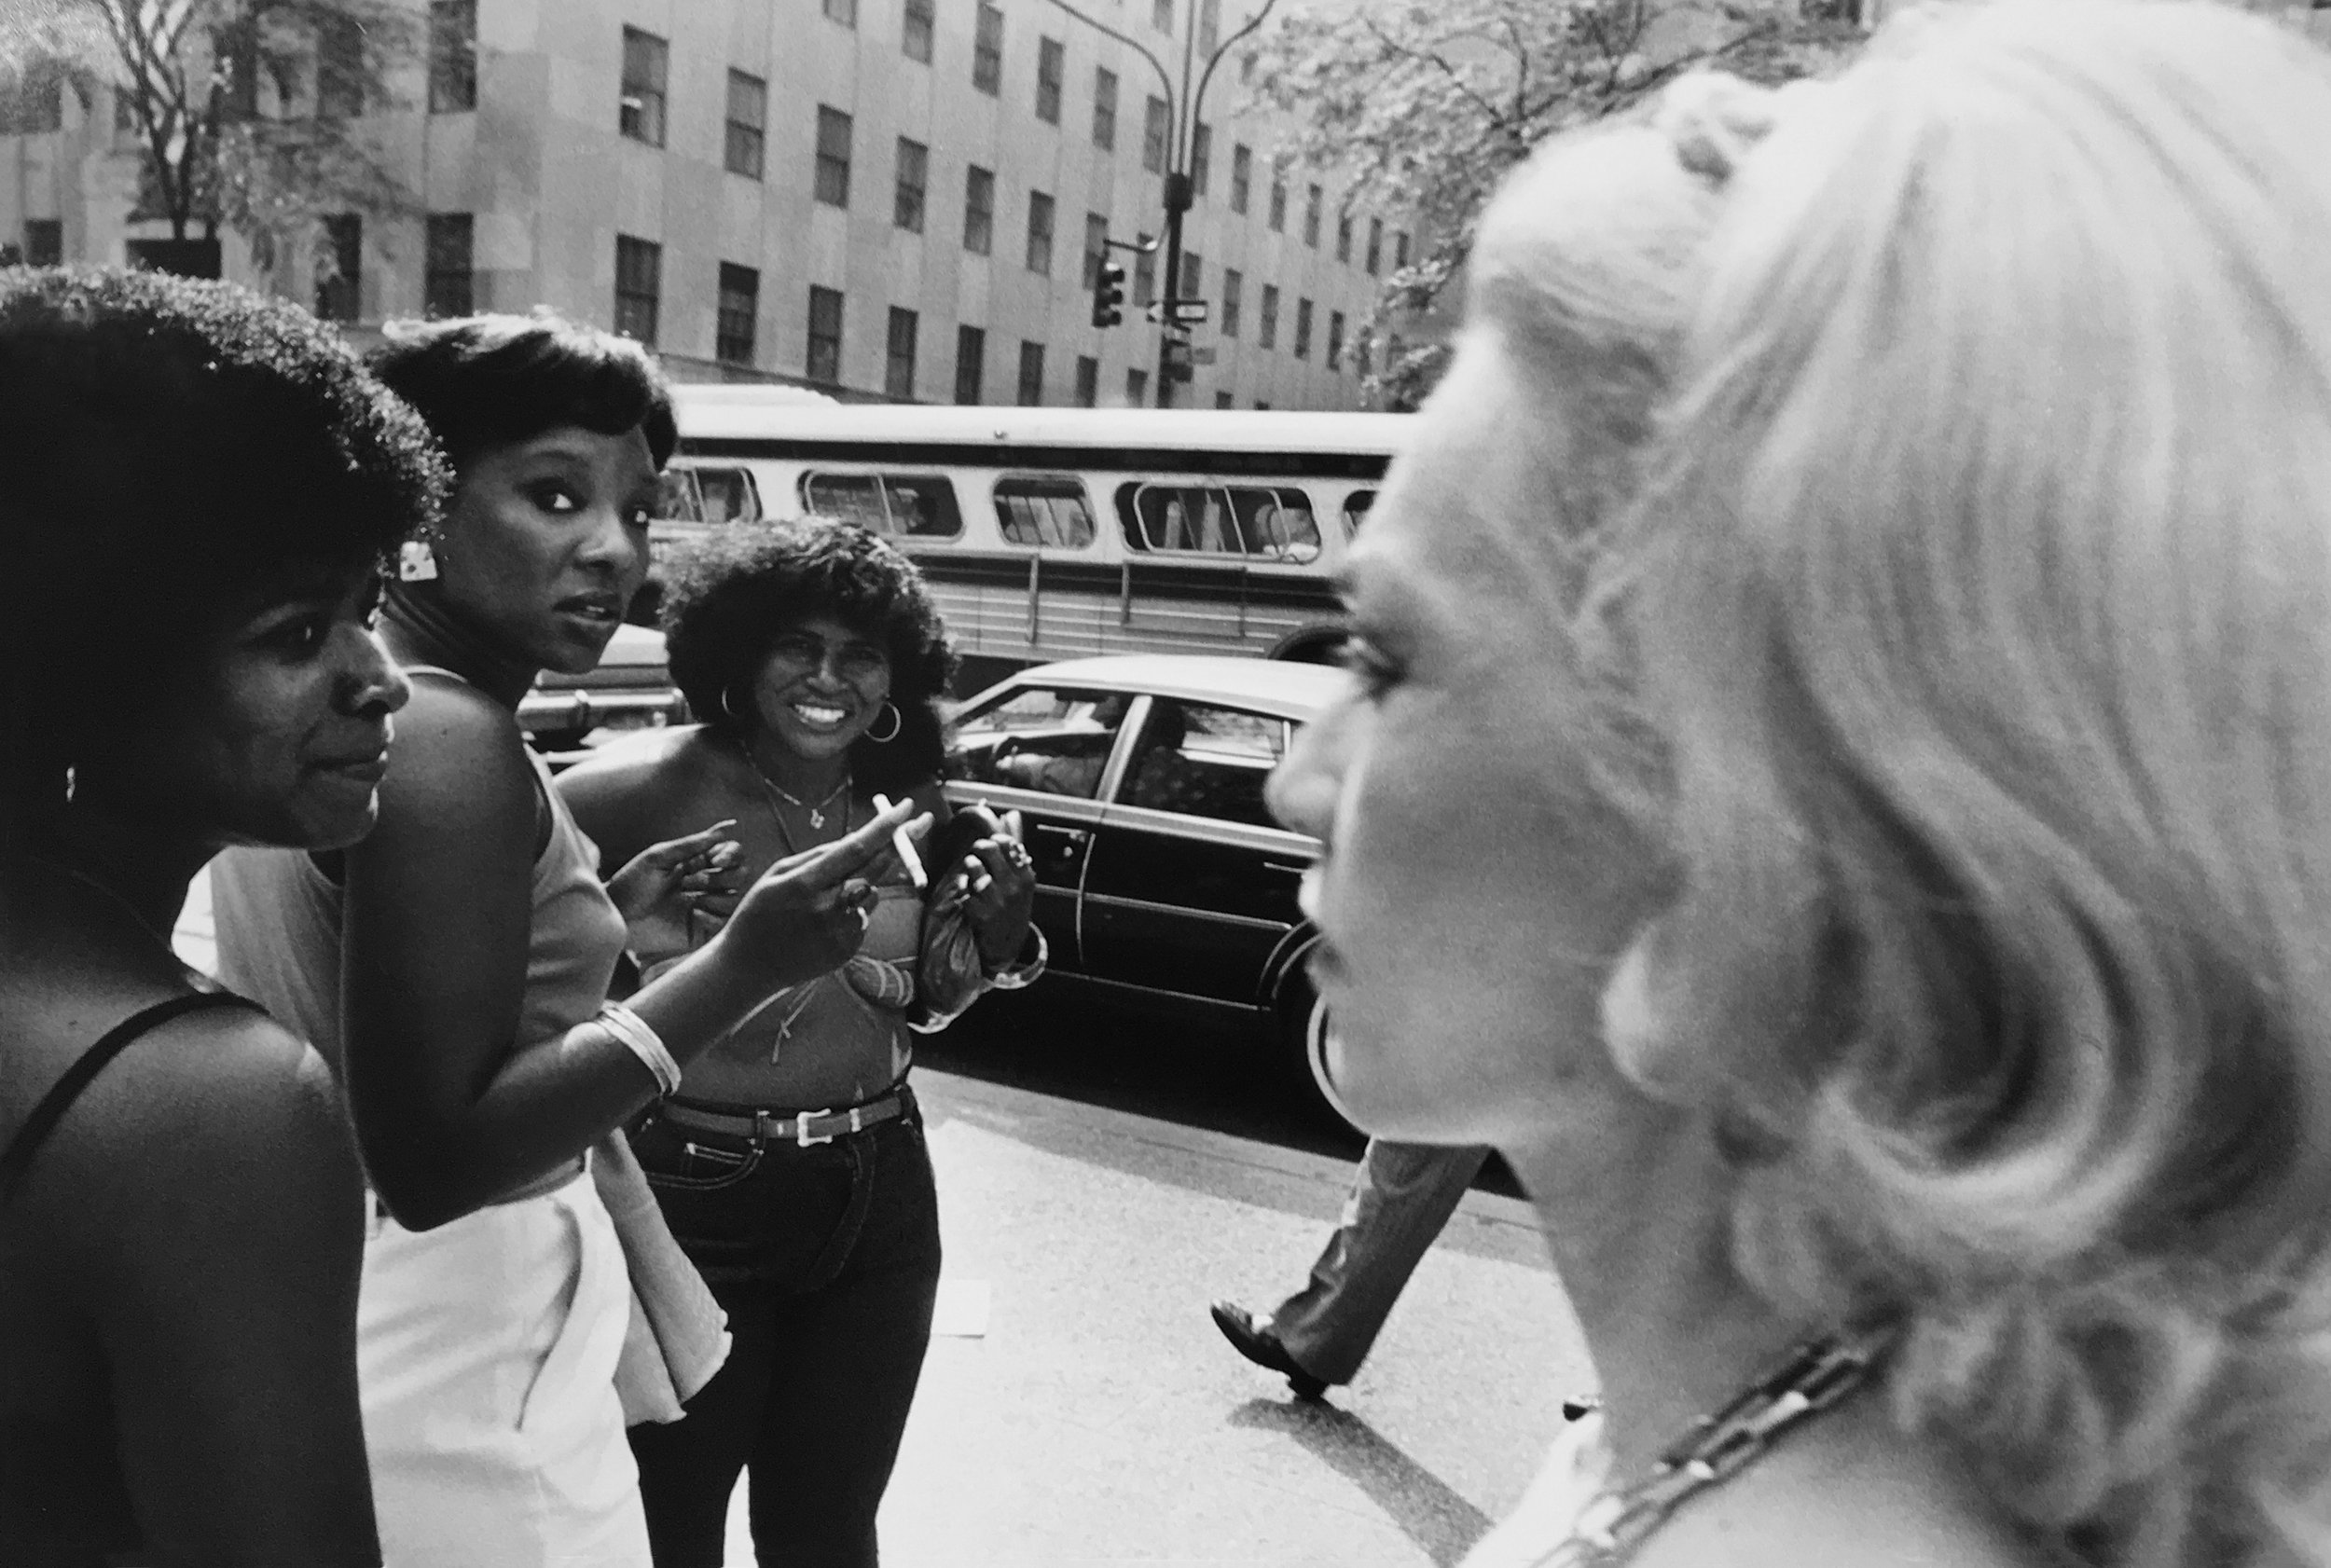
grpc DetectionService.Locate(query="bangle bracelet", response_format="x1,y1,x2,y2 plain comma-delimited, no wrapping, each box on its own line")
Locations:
985,926,1048,991
599,1000,683,1096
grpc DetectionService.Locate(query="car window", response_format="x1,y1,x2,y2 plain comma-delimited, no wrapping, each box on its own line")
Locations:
801,472,964,539
1120,700,1288,828
994,476,1097,548
947,687,1135,800
1343,488,1375,534
655,468,703,523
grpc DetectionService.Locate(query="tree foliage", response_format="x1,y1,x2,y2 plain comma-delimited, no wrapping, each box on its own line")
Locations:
1245,0,1866,408
7,0,417,282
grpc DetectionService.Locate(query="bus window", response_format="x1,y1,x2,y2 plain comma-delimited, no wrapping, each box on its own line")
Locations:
802,473,887,531
655,468,704,523
994,476,1097,548
802,472,963,539
1343,488,1376,534
1234,487,1321,565
694,465,762,526
1132,485,1243,556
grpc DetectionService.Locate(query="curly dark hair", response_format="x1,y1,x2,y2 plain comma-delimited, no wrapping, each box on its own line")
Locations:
366,309,677,476
0,266,448,818
661,520,959,798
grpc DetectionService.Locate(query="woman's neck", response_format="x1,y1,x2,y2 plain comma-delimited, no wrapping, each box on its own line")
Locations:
26,799,213,949
738,728,853,803
1504,1098,1811,1484
380,584,538,708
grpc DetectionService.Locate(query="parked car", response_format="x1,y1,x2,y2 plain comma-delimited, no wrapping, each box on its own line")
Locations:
522,621,689,760
943,654,1347,1122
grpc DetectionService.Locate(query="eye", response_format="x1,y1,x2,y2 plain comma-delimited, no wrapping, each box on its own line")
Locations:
262,613,333,656
1339,635,1403,701
527,482,582,514
840,646,890,676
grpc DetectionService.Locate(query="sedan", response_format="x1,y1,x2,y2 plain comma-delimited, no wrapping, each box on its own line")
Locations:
944,654,1346,1121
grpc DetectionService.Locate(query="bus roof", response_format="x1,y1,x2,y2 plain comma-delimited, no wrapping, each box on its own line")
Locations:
670,396,1415,458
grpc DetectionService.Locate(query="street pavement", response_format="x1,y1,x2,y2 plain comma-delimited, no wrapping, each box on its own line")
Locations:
172,870,1594,1567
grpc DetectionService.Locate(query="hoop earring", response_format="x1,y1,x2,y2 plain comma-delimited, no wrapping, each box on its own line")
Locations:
721,688,752,728
865,701,903,744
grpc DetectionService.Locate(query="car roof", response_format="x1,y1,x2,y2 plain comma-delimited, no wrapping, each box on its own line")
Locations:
968,654,1346,720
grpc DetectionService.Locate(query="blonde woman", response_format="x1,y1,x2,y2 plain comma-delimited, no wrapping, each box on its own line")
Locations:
1269,3,2331,1564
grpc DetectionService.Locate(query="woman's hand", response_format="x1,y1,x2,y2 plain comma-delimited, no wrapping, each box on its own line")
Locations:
713,798,930,991
606,819,747,958
937,805,1037,969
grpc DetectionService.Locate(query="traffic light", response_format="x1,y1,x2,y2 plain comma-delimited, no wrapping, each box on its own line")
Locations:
1092,259,1126,328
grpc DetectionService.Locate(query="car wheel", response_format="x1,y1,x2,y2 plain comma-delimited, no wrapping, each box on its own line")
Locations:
1276,973,1359,1136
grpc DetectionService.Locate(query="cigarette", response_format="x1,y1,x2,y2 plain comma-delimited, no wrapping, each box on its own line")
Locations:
871,794,928,890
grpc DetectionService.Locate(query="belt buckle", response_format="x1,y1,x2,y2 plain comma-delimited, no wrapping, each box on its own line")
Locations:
795,1107,836,1147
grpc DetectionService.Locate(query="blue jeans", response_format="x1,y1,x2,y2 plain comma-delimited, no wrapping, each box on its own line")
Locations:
626,1090,941,1568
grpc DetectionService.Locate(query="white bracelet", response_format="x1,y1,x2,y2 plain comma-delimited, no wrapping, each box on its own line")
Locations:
985,926,1048,991
599,1001,683,1096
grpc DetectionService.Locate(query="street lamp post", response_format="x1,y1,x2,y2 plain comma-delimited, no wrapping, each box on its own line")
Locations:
1044,0,1279,407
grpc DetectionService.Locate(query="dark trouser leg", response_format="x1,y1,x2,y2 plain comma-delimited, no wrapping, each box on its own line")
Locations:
1270,1140,1491,1384
743,1117,942,1568
628,1287,776,1568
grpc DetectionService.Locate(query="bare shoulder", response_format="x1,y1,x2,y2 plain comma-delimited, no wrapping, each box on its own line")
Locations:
379,672,537,821
555,723,716,807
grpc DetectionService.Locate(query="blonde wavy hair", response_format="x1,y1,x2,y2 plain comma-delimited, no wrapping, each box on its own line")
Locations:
1538,4,2331,1564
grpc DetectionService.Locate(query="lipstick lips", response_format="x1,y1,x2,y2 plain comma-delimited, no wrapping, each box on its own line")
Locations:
556,590,627,622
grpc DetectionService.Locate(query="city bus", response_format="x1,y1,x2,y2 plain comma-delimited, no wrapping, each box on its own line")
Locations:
653,392,1411,692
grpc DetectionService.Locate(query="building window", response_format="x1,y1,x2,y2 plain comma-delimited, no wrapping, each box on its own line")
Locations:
903,0,934,62
1221,268,1241,338
1356,332,1372,378
1126,366,1149,406
1025,191,1055,276
1036,36,1064,124
1254,398,1270,410
614,234,661,344
1132,246,1155,308
1258,283,1279,350
1074,355,1098,407
814,106,853,207
1082,212,1108,289
1303,184,1322,247
1293,297,1314,360
1335,210,1352,264
963,166,995,255
955,324,986,405
973,5,1004,95
1152,0,1173,31
1141,96,1169,175
22,219,61,267
1200,0,1221,54
1017,340,1045,406
424,213,473,317
724,71,766,179
1189,123,1212,197
313,213,361,322
316,12,366,117
426,1,477,111
1215,390,1234,409
1229,144,1251,214
619,27,667,146
1365,216,1383,275
823,0,857,25
717,263,759,364
1327,309,1345,369
1180,251,1201,300
886,307,918,400
1268,172,1286,232
1395,230,1411,270
1092,67,1117,150
807,285,845,384
894,138,928,232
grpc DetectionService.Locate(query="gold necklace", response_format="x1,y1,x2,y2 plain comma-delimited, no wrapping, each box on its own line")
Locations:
736,745,852,852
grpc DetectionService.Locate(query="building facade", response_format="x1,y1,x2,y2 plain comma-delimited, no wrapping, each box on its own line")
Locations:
0,0,1414,409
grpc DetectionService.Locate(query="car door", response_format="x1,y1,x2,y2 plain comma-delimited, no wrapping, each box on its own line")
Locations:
941,682,1140,974
1077,696,1316,1007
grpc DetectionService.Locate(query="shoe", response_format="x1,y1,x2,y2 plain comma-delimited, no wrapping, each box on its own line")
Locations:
1209,1300,1329,1401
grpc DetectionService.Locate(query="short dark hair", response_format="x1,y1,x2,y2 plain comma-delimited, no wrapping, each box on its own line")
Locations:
662,521,959,797
0,266,448,816
367,310,678,475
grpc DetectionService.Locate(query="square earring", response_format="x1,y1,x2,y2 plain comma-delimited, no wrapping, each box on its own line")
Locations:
397,539,439,582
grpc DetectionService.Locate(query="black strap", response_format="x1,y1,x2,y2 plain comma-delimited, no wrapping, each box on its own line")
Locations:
0,992,264,1204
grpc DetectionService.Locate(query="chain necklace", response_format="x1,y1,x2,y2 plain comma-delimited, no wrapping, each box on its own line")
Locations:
735,743,853,851
1540,1319,1899,1566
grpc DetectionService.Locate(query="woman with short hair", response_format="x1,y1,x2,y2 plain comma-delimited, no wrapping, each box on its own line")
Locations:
0,266,444,1565
1269,5,2331,1564
558,519,1039,1568
212,316,918,1568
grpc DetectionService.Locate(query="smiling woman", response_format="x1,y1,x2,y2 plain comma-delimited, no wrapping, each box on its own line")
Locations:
207,314,926,1568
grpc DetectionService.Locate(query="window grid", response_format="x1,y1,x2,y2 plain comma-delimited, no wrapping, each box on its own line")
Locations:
1395,230,1411,269
1335,210,1352,264
1141,96,1168,174
716,262,759,364
903,0,935,62
893,138,928,232
1017,340,1045,406
1026,191,1055,276
316,13,365,117
886,307,918,401
973,5,1004,95
1074,354,1098,407
1303,184,1322,247
1327,309,1345,370
424,212,473,317
427,0,476,112
1293,297,1314,360
807,285,845,385
963,165,995,255
724,70,766,179
23,218,62,268
614,233,661,345
1221,268,1242,338
1267,173,1286,232
1036,36,1064,124
814,105,853,207
1365,216,1383,275
1082,211,1108,289
1092,67,1117,149
1258,283,1279,351
619,27,667,146
1229,144,1250,214
955,324,986,405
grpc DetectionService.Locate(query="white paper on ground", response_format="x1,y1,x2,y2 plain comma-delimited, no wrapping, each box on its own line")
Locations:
930,1278,991,1338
